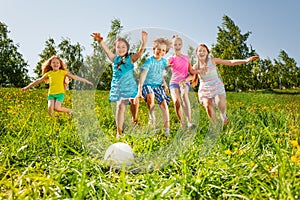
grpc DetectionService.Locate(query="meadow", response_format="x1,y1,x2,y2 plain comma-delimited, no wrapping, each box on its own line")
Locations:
0,87,299,199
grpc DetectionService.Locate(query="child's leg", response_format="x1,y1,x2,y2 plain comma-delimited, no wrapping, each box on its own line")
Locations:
159,100,170,129
215,94,227,121
48,100,55,116
116,100,126,137
129,98,139,124
181,86,193,125
146,93,156,121
54,101,71,115
171,87,184,126
202,98,216,121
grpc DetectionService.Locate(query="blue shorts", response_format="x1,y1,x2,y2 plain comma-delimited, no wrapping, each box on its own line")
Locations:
169,83,190,90
47,93,65,102
142,85,170,104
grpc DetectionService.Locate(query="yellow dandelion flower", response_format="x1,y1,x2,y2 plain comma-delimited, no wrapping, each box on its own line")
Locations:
270,171,278,178
290,140,298,147
250,161,255,167
225,149,232,155
291,156,298,163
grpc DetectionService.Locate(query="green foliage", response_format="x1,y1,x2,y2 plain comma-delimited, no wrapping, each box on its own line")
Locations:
211,15,257,91
0,22,30,87
34,38,57,79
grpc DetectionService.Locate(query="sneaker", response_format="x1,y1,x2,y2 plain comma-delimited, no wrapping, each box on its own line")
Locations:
165,132,170,137
164,128,170,137
188,123,196,129
148,119,156,127
132,121,141,129
223,117,229,124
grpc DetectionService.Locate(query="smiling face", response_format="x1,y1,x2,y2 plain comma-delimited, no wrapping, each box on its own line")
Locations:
196,44,209,60
153,44,167,60
172,38,183,54
115,40,128,57
50,58,61,71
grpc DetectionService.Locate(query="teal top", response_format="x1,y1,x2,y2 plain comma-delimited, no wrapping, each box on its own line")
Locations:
141,56,168,87
109,55,138,102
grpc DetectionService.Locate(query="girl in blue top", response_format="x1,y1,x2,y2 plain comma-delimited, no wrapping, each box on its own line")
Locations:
92,31,148,138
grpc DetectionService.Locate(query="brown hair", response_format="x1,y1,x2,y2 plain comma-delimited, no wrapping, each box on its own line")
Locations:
191,44,210,87
152,38,171,53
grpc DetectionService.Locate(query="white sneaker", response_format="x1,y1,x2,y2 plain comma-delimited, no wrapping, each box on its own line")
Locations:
148,118,156,127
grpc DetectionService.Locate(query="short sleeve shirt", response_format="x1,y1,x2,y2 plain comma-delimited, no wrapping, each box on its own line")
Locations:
44,70,67,95
141,56,168,87
168,54,190,85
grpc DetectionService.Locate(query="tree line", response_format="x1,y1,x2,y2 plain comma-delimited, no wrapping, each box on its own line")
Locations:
1,16,299,91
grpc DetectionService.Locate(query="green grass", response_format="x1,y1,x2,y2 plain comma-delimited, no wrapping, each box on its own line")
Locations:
0,88,299,199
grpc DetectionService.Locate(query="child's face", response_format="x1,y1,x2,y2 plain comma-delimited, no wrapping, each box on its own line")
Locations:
197,46,208,58
153,44,167,59
172,39,182,53
50,58,61,71
115,41,128,57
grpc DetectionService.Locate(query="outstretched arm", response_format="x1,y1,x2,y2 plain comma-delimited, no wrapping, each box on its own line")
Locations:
91,32,115,62
22,75,47,91
213,55,259,66
131,30,148,63
66,73,93,85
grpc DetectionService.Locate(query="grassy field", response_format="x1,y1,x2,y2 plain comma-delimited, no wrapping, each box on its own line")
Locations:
0,88,299,199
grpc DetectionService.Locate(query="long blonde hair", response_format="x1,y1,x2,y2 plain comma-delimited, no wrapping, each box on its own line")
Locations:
41,55,69,86
191,44,210,87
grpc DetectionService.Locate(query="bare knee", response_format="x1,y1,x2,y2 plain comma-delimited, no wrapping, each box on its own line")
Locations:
174,99,181,109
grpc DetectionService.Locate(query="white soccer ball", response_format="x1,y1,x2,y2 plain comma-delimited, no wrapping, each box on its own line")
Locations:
104,142,134,168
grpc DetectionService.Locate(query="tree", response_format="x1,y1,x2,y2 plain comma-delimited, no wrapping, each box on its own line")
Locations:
211,15,257,91
58,38,85,89
0,22,30,87
34,38,57,78
274,50,299,89
34,38,84,89
83,18,123,90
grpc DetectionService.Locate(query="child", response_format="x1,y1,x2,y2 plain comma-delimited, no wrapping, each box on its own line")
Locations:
91,30,148,138
137,37,172,137
22,55,93,116
168,35,197,129
190,43,259,123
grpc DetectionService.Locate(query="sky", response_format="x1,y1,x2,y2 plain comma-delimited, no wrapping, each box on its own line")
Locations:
1,0,299,77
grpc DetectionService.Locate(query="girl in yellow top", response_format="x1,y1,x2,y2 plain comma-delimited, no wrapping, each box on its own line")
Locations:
22,55,93,116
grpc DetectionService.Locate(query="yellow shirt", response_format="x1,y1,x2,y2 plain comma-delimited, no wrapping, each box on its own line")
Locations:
44,70,68,95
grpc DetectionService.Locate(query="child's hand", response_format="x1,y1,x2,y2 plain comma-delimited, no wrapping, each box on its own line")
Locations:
179,79,187,87
87,81,93,86
133,96,140,105
247,56,259,63
141,30,148,43
21,87,28,92
197,68,207,77
162,84,169,94
91,33,103,43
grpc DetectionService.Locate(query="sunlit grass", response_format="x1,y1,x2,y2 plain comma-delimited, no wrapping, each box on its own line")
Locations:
0,87,299,199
